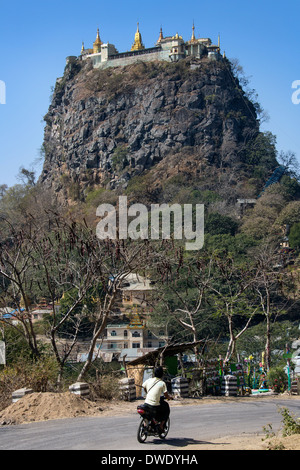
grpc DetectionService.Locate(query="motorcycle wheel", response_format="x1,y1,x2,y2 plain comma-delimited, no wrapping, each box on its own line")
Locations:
137,419,148,443
158,418,170,439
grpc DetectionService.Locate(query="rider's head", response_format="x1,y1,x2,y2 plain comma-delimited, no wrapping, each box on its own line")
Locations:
154,366,164,378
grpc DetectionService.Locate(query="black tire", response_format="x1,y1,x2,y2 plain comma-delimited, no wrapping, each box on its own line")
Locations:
159,418,170,439
137,419,148,443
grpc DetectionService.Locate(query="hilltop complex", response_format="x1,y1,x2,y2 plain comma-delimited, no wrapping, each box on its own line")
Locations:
79,23,223,69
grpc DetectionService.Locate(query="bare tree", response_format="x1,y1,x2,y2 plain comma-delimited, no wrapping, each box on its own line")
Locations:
277,150,300,180
208,253,259,364
0,214,107,382
77,234,177,380
76,238,158,381
151,251,212,364
0,218,41,358
32,216,107,383
253,243,297,370
0,209,169,383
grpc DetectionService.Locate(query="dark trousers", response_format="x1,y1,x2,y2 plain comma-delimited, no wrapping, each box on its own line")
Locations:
144,401,170,422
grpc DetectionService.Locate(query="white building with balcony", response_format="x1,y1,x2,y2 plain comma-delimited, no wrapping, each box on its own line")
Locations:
99,273,168,358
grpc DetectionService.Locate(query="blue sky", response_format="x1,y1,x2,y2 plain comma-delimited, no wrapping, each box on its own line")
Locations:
0,0,299,187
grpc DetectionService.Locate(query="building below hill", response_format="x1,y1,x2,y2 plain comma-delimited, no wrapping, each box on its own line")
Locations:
99,273,168,359
79,23,222,69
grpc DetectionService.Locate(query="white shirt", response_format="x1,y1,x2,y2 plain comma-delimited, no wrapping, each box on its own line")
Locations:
143,377,167,406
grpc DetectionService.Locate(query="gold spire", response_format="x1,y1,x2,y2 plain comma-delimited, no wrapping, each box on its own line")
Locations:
191,22,196,42
157,27,163,44
93,28,102,54
131,22,145,51
81,41,85,54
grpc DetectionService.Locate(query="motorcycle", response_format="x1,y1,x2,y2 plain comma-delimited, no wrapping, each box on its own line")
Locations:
137,399,170,443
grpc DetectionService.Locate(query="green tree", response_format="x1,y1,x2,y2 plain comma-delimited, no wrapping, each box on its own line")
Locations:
1,325,33,364
241,190,286,240
289,222,300,249
276,200,300,226
111,145,128,171
280,175,300,200
243,131,277,171
267,367,288,393
206,213,239,236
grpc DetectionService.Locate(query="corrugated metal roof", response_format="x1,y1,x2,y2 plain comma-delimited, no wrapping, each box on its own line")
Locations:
127,340,204,366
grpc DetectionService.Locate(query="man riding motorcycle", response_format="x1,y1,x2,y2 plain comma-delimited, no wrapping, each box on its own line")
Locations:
142,366,173,431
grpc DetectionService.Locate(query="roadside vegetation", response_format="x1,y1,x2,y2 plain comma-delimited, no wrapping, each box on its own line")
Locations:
263,407,300,450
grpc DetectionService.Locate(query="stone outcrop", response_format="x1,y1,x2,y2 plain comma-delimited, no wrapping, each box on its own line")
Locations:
39,57,259,204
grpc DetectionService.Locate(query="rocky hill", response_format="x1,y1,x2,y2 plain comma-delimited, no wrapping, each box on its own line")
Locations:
39,55,276,207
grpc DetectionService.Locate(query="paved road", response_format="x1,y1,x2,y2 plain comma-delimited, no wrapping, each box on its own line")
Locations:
0,398,299,450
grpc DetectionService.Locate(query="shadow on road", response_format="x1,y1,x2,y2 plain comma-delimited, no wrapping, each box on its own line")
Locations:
146,437,226,447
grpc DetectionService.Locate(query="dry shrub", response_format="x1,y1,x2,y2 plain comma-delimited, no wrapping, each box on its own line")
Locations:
89,374,121,401
0,367,27,411
0,357,59,412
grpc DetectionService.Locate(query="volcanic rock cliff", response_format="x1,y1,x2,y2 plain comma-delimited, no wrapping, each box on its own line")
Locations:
40,56,268,206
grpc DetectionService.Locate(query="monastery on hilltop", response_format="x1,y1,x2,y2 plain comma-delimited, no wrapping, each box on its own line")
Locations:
79,23,222,69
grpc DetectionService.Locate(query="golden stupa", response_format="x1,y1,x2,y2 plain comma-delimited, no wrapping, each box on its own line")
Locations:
131,23,145,51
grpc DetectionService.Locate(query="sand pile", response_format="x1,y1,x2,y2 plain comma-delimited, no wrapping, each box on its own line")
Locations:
0,392,104,425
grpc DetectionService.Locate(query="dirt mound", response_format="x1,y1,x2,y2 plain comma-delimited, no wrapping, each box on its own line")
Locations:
0,392,103,425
